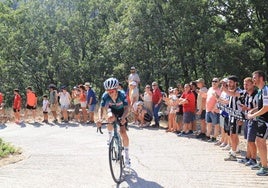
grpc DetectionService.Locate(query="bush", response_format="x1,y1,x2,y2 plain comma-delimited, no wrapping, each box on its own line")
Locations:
0,138,18,158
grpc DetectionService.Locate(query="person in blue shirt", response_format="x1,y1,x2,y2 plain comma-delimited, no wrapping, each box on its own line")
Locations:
97,78,130,167
85,82,97,124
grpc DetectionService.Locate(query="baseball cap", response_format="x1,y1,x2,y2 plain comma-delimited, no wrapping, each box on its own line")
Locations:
130,81,137,86
228,75,239,82
196,78,205,83
130,66,136,70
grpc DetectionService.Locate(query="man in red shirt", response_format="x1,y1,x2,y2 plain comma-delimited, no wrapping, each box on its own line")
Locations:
177,84,196,135
151,81,162,128
13,89,22,124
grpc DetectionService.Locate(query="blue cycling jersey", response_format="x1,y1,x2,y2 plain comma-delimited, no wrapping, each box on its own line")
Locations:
100,90,128,110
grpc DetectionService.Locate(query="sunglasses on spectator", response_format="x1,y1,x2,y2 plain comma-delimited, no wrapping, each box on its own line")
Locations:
212,80,218,83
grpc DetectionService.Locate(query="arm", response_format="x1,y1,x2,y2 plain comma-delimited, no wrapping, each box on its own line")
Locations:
247,106,268,119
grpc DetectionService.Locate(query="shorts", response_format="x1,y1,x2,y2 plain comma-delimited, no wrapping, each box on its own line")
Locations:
74,104,80,115
80,101,87,108
111,108,128,127
176,113,183,123
200,110,206,120
50,104,58,112
183,112,195,124
244,120,257,142
13,108,20,112
224,117,229,133
88,104,96,112
26,105,36,110
256,119,268,139
61,104,69,110
228,117,242,135
205,112,220,125
43,111,48,114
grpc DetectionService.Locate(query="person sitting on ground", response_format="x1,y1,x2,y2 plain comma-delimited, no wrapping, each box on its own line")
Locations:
136,101,153,127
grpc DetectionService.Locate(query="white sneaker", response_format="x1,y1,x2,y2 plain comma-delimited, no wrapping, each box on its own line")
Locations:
219,143,227,147
125,158,131,168
222,144,231,150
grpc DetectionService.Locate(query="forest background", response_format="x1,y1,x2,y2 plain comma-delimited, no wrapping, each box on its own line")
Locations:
0,0,267,106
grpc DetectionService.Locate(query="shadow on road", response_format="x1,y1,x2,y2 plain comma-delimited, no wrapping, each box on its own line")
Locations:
118,168,164,188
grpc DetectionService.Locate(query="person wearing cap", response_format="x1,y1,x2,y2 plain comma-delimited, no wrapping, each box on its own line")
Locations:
221,75,244,161
204,78,221,142
195,78,208,139
24,86,38,123
246,70,268,176
13,89,22,124
127,66,140,85
85,82,97,124
151,81,162,128
49,84,59,123
128,81,139,107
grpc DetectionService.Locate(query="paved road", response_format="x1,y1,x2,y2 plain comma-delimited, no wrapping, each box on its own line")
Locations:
0,122,268,188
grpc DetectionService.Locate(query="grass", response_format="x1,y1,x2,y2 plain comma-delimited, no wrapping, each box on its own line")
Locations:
0,138,19,158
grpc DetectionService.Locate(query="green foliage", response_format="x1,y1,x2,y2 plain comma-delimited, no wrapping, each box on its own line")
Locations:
0,0,267,101
0,138,18,158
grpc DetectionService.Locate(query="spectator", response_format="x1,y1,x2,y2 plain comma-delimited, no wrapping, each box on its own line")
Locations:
49,84,58,123
13,89,22,124
128,81,139,109
59,86,71,123
247,70,268,176
42,95,49,124
140,84,153,115
222,75,243,161
85,82,97,124
79,84,88,123
237,77,258,166
204,78,221,142
136,101,152,127
177,84,196,135
151,81,162,128
128,66,140,85
195,78,208,139
71,86,81,122
24,86,38,123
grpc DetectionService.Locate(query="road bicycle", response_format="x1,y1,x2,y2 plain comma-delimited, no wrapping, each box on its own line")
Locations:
98,120,125,183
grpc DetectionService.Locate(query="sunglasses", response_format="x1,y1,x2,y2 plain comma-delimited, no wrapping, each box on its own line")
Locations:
107,89,116,93
212,80,218,83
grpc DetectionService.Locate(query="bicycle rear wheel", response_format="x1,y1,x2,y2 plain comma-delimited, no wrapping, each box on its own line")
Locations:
109,137,123,183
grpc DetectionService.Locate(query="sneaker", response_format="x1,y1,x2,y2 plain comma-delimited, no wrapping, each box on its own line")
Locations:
125,158,131,168
245,159,257,166
52,119,58,123
219,143,227,147
224,154,237,161
222,144,231,150
202,136,210,141
214,140,222,145
251,163,262,170
196,133,206,139
207,137,216,142
237,158,249,164
188,130,193,134
256,167,268,176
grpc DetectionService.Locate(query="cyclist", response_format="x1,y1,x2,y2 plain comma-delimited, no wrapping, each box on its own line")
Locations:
97,78,131,167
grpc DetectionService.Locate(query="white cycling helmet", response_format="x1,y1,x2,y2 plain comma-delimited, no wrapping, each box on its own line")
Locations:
103,78,119,90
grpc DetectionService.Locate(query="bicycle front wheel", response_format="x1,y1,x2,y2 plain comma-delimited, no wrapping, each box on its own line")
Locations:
109,137,123,183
